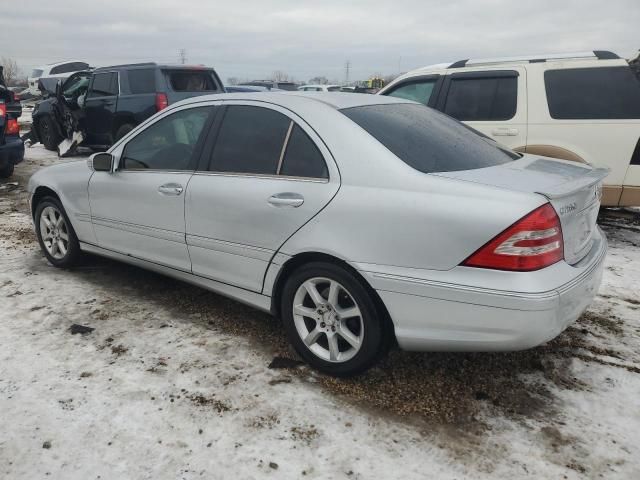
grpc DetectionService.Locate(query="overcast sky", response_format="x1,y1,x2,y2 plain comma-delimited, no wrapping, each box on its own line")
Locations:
2,0,638,83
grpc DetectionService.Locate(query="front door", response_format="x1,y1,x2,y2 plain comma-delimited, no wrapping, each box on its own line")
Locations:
437,68,528,151
88,105,215,271
84,71,119,146
186,102,340,292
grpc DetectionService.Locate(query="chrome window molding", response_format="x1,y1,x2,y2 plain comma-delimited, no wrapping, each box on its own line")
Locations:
192,171,329,183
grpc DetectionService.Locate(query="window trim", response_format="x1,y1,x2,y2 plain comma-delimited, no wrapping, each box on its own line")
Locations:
383,74,442,107
437,69,519,121
200,103,331,181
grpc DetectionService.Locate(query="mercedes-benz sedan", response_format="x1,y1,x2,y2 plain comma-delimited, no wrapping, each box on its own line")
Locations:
28,93,607,376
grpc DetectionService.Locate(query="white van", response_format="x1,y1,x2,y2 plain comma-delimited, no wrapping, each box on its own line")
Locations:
378,51,640,207
28,60,89,95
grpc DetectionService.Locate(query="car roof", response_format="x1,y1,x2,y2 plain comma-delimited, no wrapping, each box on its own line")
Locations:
94,63,216,71
178,91,413,110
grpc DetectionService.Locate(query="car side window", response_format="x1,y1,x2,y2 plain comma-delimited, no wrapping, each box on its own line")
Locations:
88,72,118,98
209,106,291,174
120,106,213,171
280,125,328,178
387,79,437,105
443,74,517,121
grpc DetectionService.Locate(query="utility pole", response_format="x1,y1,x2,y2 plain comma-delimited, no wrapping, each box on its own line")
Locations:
179,48,187,64
398,55,402,73
344,60,350,85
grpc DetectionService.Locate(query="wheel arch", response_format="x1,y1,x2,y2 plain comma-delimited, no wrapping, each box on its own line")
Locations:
31,186,61,219
111,114,137,139
269,251,397,343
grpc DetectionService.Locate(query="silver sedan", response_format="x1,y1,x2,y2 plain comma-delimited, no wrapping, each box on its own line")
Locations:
28,92,607,376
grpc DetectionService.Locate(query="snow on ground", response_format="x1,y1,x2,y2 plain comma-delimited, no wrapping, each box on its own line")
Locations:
1,145,639,479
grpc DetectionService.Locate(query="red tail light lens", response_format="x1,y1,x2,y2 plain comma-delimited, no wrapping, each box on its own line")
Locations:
0,103,6,117
462,203,564,271
6,118,19,135
155,92,169,112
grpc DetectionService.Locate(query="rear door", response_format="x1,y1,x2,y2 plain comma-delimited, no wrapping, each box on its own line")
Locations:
436,68,527,151
84,71,119,145
185,101,340,293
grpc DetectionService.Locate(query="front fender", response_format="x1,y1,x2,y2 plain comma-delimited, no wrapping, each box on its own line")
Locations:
29,162,96,244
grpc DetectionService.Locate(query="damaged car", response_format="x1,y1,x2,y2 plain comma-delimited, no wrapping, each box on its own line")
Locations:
0,66,24,178
31,63,224,156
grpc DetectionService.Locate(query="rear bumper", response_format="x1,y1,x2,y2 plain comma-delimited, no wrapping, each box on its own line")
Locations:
0,136,25,168
358,228,607,351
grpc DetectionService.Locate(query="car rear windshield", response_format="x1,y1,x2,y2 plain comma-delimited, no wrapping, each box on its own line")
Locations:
341,103,518,174
165,70,219,92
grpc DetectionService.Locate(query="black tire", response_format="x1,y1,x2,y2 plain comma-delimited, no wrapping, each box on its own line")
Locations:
38,115,62,151
0,162,14,178
281,262,388,377
115,124,135,142
34,196,81,268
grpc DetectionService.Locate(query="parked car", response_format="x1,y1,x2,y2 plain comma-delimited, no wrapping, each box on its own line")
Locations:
28,92,607,376
378,50,640,207
0,66,24,178
239,80,298,91
298,84,342,92
31,63,224,153
224,85,270,93
28,61,90,96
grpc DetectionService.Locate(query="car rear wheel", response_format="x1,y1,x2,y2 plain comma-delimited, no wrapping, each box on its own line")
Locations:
34,197,81,267
281,262,387,376
38,115,62,151
0,162,14,178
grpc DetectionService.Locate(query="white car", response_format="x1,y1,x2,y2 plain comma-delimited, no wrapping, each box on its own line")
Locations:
28,61,90,95
27,92,606,376
298,84,342,92
379,51,640,207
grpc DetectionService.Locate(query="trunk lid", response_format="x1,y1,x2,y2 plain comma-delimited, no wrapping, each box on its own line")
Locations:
432,155,608,265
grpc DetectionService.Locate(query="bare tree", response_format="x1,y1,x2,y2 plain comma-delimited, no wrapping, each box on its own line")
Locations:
271,70,291,82
1,57,20,86
309,76,329,85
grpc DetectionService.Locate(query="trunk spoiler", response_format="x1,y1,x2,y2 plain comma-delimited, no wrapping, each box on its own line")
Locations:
534,167,609,199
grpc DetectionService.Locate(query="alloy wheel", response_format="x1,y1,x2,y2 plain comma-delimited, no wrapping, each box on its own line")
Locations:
39,206,70,260
292,277,364,363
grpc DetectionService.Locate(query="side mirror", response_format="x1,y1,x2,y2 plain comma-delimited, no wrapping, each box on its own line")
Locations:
89,152,114,172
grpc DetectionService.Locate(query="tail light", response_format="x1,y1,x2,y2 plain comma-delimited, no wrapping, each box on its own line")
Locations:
462,203,564,271
6,118,19,135
0,103,6,117
155,92,169,112
12,91,20,102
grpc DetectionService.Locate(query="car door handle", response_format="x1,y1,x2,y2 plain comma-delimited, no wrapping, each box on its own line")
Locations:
158,183,184,196
491,128,519,136
268,192,304,207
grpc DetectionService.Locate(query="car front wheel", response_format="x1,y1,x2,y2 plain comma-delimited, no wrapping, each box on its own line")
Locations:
34,197,81,267
281,262,388,376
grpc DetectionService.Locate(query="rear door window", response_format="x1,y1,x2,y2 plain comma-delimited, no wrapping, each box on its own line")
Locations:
88,72,118,97
443,74,517,121
127,69,156,94
209,106,290,174
545,66,640,119
280,125,328,178
386,78,438,105
166,71,219,92
342,103,517,174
